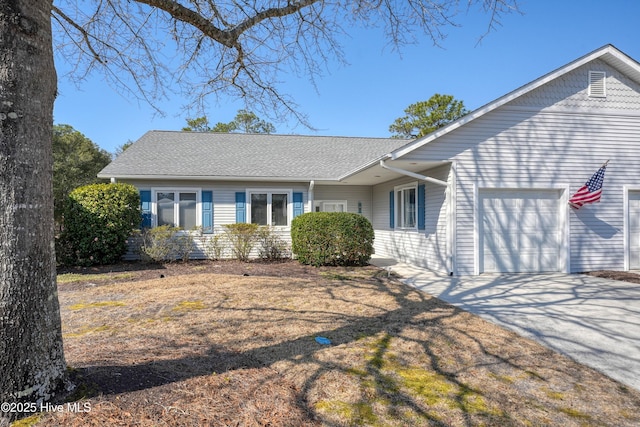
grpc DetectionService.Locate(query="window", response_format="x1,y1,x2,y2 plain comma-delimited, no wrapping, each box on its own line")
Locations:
395,184,416,228
157,192,175,226
154,189,199,229
179,193,197,229
248,191,290,226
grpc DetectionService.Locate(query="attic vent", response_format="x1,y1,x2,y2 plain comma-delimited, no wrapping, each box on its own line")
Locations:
588,71,606,98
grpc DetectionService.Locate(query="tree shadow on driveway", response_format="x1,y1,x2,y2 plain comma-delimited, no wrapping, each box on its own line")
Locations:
401,270,640,392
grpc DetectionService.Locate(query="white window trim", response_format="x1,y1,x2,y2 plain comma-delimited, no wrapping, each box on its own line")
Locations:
394,182,418,230
623,185,640,271
246,188,293,227
314,200,347,212
151,187,202,230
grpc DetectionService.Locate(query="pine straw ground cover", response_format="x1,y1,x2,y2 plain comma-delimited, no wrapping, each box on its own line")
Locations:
17,261,640,426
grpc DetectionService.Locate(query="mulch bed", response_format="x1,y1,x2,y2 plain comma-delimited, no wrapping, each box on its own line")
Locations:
58,258,640,290
586,270,640,283
57,259,364,285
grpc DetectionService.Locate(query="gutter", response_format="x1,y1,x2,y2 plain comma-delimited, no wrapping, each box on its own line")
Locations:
97,174,337,183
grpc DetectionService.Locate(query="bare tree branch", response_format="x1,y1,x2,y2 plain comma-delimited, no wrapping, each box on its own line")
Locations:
472,0,523,45
133,0,237,47
51,5,104,64
51,0,520,127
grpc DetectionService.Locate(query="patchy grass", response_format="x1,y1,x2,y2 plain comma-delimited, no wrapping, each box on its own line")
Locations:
63,325,117,339
68,301,126,310
312,332,505,425
21,263,640,426
172,300,206,311
10,414,42,427
558,406,594,421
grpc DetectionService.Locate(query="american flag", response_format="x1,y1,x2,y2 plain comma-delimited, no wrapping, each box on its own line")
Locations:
568,162,608,209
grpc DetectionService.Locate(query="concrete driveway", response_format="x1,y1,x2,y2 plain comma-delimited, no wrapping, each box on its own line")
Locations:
371,258,640,391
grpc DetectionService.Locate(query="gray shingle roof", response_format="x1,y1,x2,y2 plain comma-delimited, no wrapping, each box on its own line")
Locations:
99,131,407,181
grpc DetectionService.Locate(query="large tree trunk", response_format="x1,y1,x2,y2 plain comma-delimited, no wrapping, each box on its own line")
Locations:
0,0,66,421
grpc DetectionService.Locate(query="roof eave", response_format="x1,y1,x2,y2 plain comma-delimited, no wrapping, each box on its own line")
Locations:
338,153,393,181
97,173,340,183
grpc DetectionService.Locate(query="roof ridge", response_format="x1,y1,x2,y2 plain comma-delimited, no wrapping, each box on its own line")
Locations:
99,129,407,181
144,129,398,141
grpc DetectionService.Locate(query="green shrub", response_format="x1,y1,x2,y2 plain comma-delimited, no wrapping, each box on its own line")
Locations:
291,212,374,266
58,183,141,266
256,226,290,260
139,225,195,262
223,223,259,262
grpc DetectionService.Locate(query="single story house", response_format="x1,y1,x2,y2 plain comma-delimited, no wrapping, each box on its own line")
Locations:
99,44,640,275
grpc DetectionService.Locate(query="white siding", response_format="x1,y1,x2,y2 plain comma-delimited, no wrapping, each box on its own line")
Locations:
125,179,308,226
313,185,373,220
372,164,451,273
118,58,640,273
120,180,309,260
400,106,640,274
120,181,375,261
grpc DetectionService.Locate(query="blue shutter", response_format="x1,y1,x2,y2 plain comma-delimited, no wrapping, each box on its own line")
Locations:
389,191,395,229
140,190,152,229
202,190,213,234
417,184,426,231
235,192,246,223
292,192,304,218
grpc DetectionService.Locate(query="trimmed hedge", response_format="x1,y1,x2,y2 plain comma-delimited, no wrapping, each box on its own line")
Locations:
291,212,374,266
58,183,141,266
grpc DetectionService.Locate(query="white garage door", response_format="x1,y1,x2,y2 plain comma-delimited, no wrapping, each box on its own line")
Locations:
628,191,640,269
480,189,561,273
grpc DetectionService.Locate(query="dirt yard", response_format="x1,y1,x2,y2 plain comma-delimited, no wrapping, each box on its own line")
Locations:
19,261,640,426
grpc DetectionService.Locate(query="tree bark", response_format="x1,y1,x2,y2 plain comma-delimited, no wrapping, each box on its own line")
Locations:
0,0,66,421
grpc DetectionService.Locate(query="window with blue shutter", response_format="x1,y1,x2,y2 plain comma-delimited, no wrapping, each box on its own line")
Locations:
393,183,419,229
389,191,395,229
417,184,426,231
202,190,213,234
293,192,304,218
140,190,152,228
235,192,246,223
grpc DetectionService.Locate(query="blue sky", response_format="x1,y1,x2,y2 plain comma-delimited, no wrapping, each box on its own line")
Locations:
53,0,640,154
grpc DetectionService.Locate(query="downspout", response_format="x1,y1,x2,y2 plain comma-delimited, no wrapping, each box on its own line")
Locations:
308,180,315,213
380,160,454,275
